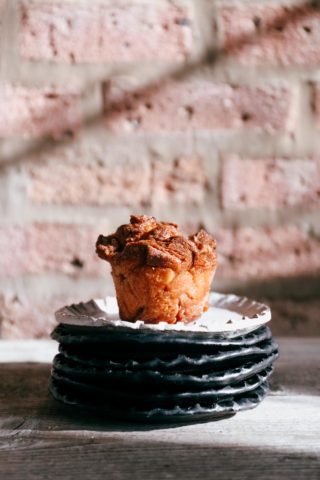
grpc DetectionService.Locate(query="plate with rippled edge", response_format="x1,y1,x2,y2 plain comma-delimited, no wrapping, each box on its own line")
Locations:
52,324,273,350
51,359,273,404
52,351,278,390
49,379,270,423
54,292,271,338
58,337,278,373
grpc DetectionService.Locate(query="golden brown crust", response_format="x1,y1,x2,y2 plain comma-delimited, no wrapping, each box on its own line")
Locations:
96,215,217,272
96,215,218,324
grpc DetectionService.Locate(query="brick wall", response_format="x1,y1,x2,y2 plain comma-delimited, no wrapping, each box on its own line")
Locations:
1,0,320,338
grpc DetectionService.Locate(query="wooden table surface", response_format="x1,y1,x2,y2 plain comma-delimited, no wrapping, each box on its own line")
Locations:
0,338,319,480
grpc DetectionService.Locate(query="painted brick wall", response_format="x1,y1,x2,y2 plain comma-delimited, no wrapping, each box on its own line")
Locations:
0,0,320,338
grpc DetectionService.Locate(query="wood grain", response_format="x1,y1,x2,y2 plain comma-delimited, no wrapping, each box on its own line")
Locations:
0,338,319,479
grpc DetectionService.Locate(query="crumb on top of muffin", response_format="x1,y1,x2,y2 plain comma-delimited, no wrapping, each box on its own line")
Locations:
96,215,217,272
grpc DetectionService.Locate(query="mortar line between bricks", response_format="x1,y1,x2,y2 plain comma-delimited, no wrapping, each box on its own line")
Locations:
294,82,319,154
0,0,15,82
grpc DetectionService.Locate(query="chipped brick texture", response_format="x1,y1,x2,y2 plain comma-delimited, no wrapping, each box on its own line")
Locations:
0,224,105,277
104,80,295,133
0,85,80,138
222,156,320,209
215,226,320,280
28,156,207,206
222,5,320,66
28,160,152,206
0,295,64,339
152,157,207,205
20,3,192,63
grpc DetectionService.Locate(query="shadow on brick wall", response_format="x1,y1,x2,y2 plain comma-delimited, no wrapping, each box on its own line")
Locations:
1,0,319,171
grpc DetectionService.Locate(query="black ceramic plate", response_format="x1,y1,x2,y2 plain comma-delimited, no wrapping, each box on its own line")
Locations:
50,365,272,409
49,379,270,423
53,351,278,391
51,324,272,352
59,338,278,373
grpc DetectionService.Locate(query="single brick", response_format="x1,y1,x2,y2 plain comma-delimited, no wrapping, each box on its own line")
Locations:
29,160,151,205
104,79,295,133
151,157,207,205
20,3,192,63
0,85,80,138
313,84,320,130
222,156,320,209
0,224,105,277
222,5,320,66
0,294,65,339
214,226,320,280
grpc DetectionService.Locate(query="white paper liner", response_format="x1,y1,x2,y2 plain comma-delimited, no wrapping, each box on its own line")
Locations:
55,292,271,336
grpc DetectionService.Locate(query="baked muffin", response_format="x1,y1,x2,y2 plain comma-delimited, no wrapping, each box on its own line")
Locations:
96,215,217,324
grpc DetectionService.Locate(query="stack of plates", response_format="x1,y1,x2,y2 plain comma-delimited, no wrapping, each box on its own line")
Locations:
49,293,279,422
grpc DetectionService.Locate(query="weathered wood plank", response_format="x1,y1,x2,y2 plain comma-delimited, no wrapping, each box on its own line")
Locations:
0,437,319,480
0,339,319,480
